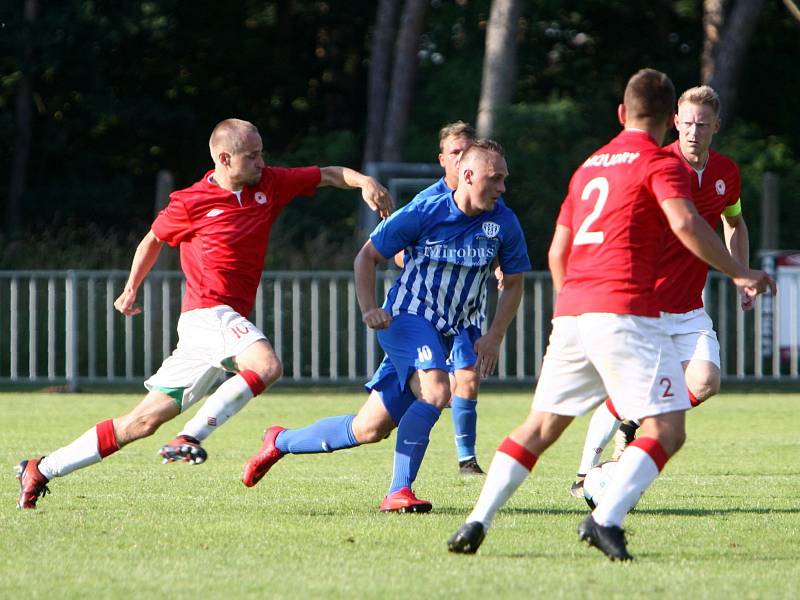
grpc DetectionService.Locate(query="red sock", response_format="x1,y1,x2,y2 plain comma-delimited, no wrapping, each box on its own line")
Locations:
628,437,668,471
497,437,538,471
688,390,702,407
239,369,267,396
96,419,120,458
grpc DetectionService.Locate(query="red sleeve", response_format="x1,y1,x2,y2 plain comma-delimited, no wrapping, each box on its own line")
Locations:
649,153,692,204
263,166,321,209
151,195,193,247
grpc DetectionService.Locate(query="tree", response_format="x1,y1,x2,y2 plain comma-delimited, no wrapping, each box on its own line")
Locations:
381,0,430,162
5,0,38,236
363,0,401,167
476,0,522,138
701,0,766,123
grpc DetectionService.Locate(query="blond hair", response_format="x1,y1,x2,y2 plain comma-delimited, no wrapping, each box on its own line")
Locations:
678,85,721,117
438,121,476,151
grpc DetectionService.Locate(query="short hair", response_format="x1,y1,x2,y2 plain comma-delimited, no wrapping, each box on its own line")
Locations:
460,138,505,164
209,118,259,155
438,121,476,151
678,85,721,117
623,68,676,123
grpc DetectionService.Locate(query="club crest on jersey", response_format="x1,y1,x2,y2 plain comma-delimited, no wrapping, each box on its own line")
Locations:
482,221,500,238
255,192,268,204
715,179,726,195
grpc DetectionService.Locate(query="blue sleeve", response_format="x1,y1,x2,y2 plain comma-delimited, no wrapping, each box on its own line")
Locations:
498,212,531,274
369,203,422,260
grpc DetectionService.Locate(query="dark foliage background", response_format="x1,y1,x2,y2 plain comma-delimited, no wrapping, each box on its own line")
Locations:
1,0,797,269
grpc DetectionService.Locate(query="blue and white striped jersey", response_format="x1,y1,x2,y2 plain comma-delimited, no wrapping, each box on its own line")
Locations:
370,190,530,335
407,177,509,321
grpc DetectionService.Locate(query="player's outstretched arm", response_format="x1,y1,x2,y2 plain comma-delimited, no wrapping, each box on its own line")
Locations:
474,272,524,378
318,166,394,219
354,240,392,330
661,198,775,298
114,230,164,316
723,212,754,310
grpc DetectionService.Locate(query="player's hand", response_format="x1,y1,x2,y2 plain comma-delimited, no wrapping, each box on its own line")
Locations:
362,307,392,330
114,287,141,316
361,178,394,219
494,266,504,291
733,269,777,300
474,331,502,378
737,286,755,311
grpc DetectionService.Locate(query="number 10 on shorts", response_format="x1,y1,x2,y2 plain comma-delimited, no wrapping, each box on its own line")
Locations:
417,345,433,362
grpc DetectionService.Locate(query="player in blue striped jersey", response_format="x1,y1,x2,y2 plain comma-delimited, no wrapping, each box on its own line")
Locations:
393,121,506,475
242,139,530,512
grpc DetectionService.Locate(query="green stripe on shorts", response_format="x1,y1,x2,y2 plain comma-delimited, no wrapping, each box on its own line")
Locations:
153,386,185,411
221,357,238,373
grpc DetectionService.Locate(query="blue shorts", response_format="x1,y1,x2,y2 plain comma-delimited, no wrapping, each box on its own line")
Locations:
447,325,482,372
376,313,453,386
365,313,455,424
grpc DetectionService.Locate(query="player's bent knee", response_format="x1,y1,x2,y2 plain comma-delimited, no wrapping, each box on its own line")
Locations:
424,393,450,410
252,358,282,388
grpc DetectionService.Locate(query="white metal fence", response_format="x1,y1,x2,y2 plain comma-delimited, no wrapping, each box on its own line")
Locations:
1,270,798,389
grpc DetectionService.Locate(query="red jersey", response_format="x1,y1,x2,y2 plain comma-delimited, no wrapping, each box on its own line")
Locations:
655,142,741,313
151,166,321,316
555,130,692,317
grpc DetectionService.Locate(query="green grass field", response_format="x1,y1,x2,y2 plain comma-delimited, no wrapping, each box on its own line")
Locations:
1,388,798,599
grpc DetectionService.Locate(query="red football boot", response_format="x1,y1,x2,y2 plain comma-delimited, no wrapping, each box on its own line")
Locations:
16,458,50,509
379,487,432,513
241,426,286,488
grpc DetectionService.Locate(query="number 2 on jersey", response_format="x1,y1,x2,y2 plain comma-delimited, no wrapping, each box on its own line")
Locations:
573,177,609,246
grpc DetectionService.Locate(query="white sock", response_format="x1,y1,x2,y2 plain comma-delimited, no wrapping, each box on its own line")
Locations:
180,374,256,441
38,427,102,479
577,403,620,475
592,443,660,527
467,451,532,528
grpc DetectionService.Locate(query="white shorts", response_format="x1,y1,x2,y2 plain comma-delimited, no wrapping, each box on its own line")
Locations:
660,308,720,368
144,305,267,411
532,313,690,422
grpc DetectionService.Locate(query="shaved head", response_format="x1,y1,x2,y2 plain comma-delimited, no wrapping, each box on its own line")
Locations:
209,118,265,189
459,138,505,168
209,118,260,157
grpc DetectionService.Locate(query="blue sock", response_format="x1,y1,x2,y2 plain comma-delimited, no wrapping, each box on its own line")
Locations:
389,400,441,493
451,395,478,461
275,414,358,454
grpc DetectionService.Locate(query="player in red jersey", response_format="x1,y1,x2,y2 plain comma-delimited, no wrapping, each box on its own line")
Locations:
569,85,751,497
15,118,393,509
447,70,775,560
